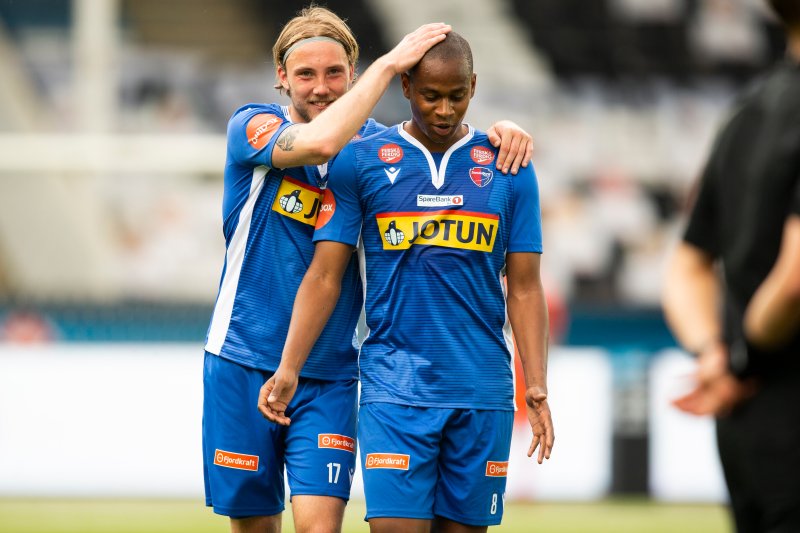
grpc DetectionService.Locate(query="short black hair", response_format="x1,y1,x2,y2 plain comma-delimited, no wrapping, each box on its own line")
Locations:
768,0,800,28
409,31,473,77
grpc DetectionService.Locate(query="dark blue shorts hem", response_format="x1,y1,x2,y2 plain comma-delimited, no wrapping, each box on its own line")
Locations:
208,502,285,518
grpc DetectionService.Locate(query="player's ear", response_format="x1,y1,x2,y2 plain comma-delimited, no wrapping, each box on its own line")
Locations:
401,72,411,100
470,73,476,98
277,65,290,93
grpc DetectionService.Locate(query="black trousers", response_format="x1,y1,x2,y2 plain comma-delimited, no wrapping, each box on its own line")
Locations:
717,373,800,533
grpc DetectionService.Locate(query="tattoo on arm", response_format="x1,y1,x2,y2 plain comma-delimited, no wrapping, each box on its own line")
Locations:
276,125,299,152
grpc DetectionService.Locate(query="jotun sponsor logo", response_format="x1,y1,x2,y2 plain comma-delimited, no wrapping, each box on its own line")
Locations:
318,433,356,453
214,449,259,472
365,453,410,470
376,210,499,252
485,461,509,477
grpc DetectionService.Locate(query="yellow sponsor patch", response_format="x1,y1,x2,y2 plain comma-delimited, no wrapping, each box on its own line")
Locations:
271,175,324,226
375,210,499,252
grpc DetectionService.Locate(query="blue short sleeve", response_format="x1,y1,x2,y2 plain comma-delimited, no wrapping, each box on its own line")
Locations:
227,105,292,169
313,143,363,246
508,165,543,253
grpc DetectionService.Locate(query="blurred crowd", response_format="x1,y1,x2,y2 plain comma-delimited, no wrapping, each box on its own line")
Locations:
0,0,787,311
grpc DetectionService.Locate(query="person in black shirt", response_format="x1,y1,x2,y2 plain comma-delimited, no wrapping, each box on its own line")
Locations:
662,1,800,531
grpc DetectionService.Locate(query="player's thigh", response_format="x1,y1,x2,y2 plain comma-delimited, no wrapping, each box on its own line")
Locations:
291,495,346,533
368,517,431,533
284,378,358,501
230,514,281,533
203,352,287,517
435,409,514,527
358,402,448,521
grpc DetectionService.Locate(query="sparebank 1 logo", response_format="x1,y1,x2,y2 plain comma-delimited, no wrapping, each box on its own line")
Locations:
384,220,405,246
279,189,304,214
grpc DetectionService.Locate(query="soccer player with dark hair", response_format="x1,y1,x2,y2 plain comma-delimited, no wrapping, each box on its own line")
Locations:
203,7,536,533
662,1,800,530
260,31,554,532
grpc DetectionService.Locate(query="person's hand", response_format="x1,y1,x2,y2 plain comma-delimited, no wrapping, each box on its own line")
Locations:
257,367,299,426
486,120,533,175
672,372,757,417
525,386,554,464
383,23,451,75
672,343,757,417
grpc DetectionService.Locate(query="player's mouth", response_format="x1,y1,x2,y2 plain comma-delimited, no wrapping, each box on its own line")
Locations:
311,101,334,111
431,123,453,136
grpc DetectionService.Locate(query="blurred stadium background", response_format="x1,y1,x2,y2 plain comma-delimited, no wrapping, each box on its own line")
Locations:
0,0,787,531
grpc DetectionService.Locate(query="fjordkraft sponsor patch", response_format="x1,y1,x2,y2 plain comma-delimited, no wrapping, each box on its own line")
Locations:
378,143,403,164
471,145,495,165
214,449,259,471
318,433,356,453
246,113,282,150
365,453,410,470
271,175,324,226
376,210,499,252
485,461,509,477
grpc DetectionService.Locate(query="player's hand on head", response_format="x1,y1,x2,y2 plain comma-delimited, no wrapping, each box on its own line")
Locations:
385,22,451,75
525,386,554,464
257,369,299,426
487,120,533,175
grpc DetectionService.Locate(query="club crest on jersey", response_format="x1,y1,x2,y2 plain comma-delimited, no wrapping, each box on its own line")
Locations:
469,167,494,188
471,146,495,165
376,211,499,252
271,175,323,226
378,143,403,164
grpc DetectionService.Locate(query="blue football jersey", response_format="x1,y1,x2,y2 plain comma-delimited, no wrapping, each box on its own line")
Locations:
205,102,384,380
315,124,543,409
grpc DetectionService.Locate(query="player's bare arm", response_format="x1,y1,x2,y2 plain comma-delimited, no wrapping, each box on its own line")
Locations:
485,120,533,175
257,241,354,425
744,214,800,349
271,23,451,168
506,252,554,464
275,125,299,152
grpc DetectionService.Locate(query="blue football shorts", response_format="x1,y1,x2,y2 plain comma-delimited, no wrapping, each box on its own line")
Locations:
358,402,514,526
202,352,358,517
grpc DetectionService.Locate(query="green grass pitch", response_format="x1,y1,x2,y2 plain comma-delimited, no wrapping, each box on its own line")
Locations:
0,498,730,532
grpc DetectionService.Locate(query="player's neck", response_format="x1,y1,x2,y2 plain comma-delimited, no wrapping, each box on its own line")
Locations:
288,106,308,124
403,121,466,153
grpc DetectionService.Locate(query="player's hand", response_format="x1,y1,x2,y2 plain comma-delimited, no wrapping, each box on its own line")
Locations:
525,386,554,464
257,368,299,426
384,23,451,75
486,120,533,175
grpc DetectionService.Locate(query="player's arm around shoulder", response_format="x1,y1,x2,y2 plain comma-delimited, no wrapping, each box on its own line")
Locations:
506,252,553,463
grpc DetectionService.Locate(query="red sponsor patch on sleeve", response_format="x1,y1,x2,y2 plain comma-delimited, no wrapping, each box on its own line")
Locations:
315,189,336,229
246,113,282,150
